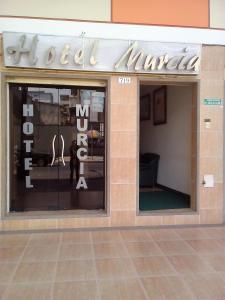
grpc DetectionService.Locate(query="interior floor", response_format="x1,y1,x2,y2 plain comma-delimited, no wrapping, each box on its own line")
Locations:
139,187,190,211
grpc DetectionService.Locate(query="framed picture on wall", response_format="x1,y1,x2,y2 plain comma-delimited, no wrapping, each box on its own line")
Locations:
140,94,151,121
153,86,167,125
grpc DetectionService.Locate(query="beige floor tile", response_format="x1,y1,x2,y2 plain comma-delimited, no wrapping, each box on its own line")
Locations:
156,240,195,255
203,227,225,239
201,254,225,272
0,263,17,283
0,247,24,262
99,279,147,300
120,230,151,242
56,259,96,281
0,284,8,300
62,231,91,244
94,243,128,259
92,231,122,243
141,276,195,300
175,228,209,240
53,281,99,300
186,239,224,254
3,283,51,300
132,256,175,276
219,272,225,282
217,239,225,248
1,227,225,300
167,255,213,274
125,241,162,257
28,233,61,246
184,273,225,300
149,229,181,241
12,261,56,283
59,244,93,260
96,258,136,279
0,234,30,248
21,245,58,262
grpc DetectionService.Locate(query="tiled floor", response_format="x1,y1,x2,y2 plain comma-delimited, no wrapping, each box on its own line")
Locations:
0,226,225,300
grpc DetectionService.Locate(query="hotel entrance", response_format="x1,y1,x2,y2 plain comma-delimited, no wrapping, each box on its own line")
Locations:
9,83,106,212
139,82,197,212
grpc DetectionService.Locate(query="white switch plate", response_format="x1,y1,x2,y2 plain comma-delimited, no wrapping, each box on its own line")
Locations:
203,174,214,188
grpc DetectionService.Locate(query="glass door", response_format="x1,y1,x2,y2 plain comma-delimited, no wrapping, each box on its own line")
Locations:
58,87,105,210
9,84,106,212
10,85,60,211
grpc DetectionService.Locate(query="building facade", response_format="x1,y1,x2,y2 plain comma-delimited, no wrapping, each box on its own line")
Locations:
0,0,225,231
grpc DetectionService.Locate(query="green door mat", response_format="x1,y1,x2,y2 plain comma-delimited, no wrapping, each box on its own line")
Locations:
139,191,190,211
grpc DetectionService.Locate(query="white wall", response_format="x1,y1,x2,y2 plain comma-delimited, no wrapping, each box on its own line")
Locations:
210,0,225,29
140,85,192,194
0,0,111,21
1,17,225,45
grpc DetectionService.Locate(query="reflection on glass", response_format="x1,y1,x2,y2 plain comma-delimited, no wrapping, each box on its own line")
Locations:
69,140,79,184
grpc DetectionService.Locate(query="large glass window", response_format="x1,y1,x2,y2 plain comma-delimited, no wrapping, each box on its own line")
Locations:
9,84,106,212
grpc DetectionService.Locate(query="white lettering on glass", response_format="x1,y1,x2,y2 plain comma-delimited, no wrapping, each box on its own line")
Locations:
23,103,34,188
76,177,88,189
75,103,89,190
23,104,33,116
23,122,33,135
77,133,88,146
77,119,88,132
76,104,89,117
77,148,87,160
26,176,34,188
79,162,84,175
24,158,32,170
23,140,33,152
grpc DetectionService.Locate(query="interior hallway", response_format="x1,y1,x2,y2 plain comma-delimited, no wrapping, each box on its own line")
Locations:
0,225,225,300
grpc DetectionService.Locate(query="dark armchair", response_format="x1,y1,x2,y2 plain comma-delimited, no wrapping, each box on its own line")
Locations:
139,153,160,187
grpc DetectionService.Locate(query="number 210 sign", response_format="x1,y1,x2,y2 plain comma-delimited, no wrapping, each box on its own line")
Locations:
118,77,131,84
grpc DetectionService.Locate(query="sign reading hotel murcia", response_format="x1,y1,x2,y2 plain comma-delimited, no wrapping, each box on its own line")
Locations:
3,32,201,74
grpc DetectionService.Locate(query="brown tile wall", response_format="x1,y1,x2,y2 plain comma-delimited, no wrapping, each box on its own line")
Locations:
198,46,225,224
109,76,138,227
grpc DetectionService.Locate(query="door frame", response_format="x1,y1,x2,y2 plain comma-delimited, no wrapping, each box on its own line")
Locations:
137,77,200,215
1,74,109,218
